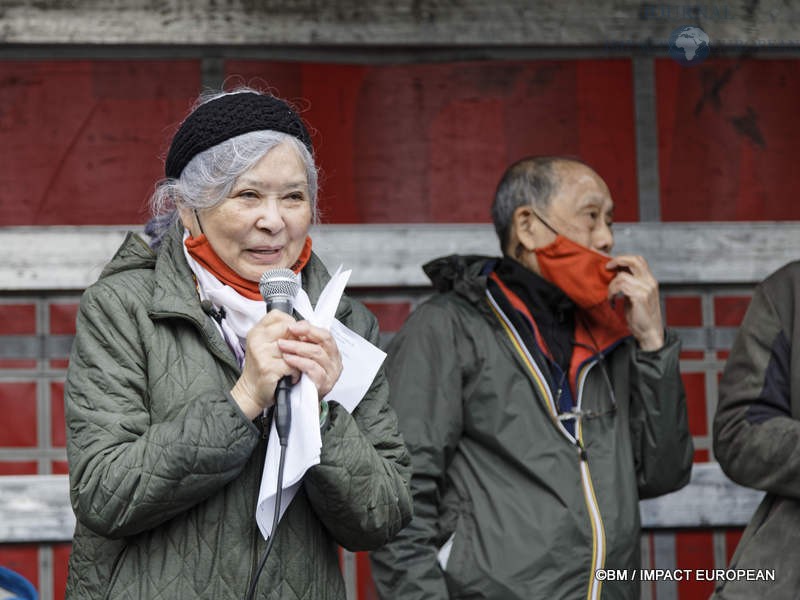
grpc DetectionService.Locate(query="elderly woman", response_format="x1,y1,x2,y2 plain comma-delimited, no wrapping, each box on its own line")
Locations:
64,88,412,599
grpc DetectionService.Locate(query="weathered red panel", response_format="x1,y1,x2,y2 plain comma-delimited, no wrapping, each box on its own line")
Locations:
694,448,710,462
226,60,638,224
0,461,37,474
0,360,37,370
0,60,201,226
49,303,79,335
665,295,703,327
51,460,69,475
355,551,378,600
363,301,411,333
714,295,751,327
0,545,38,591
52,543,72,600
674,531,715,598
0,382,37,446
51,381,66,447
657,58,800,221
0,304,36,335
681,372,707,437
725,529,745,564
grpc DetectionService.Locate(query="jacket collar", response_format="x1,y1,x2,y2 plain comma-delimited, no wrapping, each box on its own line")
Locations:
423,254,496,307
145,224,238,370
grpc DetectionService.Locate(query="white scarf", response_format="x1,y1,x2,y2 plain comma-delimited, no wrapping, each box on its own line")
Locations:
181,230,301,367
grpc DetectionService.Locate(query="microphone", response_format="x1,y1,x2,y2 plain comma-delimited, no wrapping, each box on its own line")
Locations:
258,268,300,446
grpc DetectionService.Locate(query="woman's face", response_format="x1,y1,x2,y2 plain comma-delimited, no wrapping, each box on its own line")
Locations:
180,141,313,282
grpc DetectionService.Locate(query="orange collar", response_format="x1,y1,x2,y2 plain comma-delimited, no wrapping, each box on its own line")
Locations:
490,270,630,392
184,235,312,301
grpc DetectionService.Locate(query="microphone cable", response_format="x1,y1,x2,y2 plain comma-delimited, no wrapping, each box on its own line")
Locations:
245,268,299,599
244,440,287,600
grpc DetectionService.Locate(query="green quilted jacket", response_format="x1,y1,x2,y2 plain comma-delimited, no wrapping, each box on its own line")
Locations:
713,261,800,599
64,225,412,600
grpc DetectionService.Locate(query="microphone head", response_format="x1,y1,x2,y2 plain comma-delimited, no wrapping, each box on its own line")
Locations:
259,268,300,307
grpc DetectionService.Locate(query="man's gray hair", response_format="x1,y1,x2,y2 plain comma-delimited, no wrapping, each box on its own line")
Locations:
491,156,563,252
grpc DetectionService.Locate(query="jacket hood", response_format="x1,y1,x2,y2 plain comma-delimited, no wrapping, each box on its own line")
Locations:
423,254,496,300
98,231,157,280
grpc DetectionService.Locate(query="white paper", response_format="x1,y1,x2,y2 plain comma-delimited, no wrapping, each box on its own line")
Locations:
323,319,386,412
255,266,387,539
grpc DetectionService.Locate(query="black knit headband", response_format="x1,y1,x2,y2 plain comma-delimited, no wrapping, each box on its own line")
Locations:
165,92,313,179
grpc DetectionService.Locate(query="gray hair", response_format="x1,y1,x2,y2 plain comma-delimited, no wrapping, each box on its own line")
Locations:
146,89,319,247
491,156,565,253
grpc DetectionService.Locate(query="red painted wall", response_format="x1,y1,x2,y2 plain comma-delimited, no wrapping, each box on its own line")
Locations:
225,59,639,224
0,60,200,225
657,58,800,220
4,55,793,599
2,59,638,226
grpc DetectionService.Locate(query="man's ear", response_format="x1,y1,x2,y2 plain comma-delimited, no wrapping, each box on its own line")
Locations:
511,205,539,252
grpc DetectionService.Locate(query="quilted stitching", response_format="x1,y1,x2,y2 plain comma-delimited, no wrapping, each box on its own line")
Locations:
64,227,412,599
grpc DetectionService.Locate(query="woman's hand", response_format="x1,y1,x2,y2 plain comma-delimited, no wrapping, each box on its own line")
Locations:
230,314,343,420
278,321,343,400
230,311,300,420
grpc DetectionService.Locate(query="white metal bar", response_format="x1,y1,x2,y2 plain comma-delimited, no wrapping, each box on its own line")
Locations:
3,222,800,290
639,463,764,529
0,475,75,543
0,463,762,543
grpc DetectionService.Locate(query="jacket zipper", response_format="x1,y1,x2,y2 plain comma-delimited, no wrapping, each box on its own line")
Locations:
485,292,575,443
575,362,606,600
487,292,607,599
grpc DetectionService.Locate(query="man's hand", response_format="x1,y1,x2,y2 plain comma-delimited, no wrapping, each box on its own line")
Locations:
606,255,665,351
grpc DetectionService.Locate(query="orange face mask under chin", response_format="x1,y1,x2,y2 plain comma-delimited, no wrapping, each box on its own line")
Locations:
534,235,617,310
184,234,313,301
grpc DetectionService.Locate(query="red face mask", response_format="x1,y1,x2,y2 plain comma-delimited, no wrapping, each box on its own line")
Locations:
531,212,616,310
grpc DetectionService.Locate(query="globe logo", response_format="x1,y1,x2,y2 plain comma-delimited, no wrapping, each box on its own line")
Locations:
668,26,711,66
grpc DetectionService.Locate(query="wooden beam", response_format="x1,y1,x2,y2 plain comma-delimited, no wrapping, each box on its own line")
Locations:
0,464,763,542
639,463,764,529
0,0,793,46
3,222,800,290
0,463,764,543
0,475,75,543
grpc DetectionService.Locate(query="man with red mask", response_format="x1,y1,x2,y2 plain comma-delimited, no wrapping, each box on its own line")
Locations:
370,156,693,600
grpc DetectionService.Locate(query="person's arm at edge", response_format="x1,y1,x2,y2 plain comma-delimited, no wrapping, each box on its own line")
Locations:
714,272,800,498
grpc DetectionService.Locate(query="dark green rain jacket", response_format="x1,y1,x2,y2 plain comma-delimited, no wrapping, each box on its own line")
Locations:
713,261,800,599
371,254,692,600
64,225,412,600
